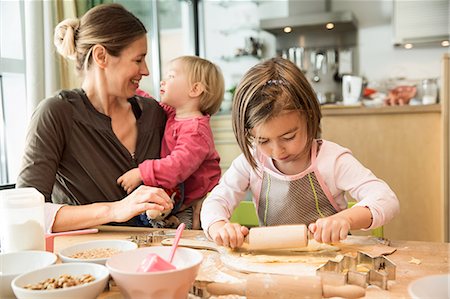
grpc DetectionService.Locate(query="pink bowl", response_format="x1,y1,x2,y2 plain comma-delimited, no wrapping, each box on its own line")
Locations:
106,246,203,299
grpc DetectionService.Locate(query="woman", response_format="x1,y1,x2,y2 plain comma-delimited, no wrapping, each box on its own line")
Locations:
16,4,173,232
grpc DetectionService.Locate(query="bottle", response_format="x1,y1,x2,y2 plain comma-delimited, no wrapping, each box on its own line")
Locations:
0,188,45,253
421,78,438,105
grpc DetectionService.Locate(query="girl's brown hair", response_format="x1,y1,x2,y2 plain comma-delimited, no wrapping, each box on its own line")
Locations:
54,3,147,75
173,56,225,115
232,57,322,170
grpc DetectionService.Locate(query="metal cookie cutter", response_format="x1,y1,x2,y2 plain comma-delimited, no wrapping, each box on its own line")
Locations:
317,251,396,290
128,230,175,247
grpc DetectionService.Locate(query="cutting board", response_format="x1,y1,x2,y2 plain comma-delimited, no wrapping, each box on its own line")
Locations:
162,235,395,276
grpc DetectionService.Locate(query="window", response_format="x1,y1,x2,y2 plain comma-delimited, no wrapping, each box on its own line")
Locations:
0,1,27,184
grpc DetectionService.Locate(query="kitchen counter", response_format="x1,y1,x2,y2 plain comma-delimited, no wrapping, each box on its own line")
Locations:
321,103,441,116
53,227,450,298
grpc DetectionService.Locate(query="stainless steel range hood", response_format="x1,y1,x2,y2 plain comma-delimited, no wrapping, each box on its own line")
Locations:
260,11,358,35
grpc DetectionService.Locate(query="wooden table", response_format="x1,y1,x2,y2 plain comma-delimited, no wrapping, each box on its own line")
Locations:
53,227,450,298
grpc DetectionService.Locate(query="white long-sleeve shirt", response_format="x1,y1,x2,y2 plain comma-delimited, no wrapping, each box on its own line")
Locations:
201,140,399,238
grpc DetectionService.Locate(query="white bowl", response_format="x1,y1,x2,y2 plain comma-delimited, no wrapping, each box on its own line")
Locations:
408,274,450,299
12,262,109,299
0,250,57,299
106,246,203,299
58,239,137,265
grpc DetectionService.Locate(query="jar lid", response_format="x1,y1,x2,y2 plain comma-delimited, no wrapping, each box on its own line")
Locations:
0,187,44,209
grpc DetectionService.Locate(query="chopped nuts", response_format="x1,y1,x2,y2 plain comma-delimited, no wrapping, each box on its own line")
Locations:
23,274,95,290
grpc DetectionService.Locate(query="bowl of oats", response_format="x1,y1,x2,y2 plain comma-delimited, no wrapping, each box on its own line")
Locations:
58,239,138,265
11,262,109,299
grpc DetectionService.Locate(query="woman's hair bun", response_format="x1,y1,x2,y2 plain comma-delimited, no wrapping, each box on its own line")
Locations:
54,18,80,60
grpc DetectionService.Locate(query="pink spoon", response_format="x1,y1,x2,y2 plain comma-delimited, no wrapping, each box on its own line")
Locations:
136,223,185,272
168,222,185,263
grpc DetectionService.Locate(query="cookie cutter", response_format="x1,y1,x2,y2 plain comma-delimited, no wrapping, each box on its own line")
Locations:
316,251,396,290
128,230,175,247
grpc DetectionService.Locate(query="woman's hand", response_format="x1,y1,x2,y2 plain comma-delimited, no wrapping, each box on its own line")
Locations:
117,168,143,194
308,215,351,244
110,185,173,223
209,221,249,249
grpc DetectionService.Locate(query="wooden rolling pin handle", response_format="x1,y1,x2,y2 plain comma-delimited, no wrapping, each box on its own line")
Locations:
247,224,309,250
323,284,366,299
206,282,246,296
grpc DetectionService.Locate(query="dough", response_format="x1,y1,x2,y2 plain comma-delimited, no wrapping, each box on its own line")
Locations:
234,240,339,263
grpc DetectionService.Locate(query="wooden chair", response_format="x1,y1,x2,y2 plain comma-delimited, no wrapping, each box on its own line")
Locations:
230,201,259,227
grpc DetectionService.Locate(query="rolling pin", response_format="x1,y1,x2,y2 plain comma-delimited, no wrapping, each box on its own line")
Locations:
206,274,365,299
245,224,309,250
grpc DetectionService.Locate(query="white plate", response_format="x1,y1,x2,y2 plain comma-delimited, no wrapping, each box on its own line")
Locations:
408,274,450,299
58,239,137,265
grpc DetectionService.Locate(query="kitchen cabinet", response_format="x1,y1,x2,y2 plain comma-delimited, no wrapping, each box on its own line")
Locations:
393,0,450,47
321,104,447,242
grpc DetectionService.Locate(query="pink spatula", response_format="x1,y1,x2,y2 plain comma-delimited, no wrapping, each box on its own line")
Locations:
137,222,185,272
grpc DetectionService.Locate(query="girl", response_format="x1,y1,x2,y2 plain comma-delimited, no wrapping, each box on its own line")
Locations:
200,57,399,248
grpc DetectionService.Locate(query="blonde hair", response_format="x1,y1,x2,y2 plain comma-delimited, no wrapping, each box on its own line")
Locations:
54,3,147,75
232,57,322,170
172,56,225,115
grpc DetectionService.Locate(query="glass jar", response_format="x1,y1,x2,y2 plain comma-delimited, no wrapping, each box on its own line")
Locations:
0,188,45,253
421,78,438,105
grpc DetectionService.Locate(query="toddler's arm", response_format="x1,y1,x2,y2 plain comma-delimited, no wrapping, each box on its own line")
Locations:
117,168,142,194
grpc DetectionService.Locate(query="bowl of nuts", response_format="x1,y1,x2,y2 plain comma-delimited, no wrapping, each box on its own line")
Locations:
11,262,109,299
58,239,138,265
0,250,57,299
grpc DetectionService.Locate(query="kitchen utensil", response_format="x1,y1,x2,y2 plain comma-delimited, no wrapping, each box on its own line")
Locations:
106,246,202,299
245,224,309,250
136,223,184,272
137,253,176,272
316,251,396,290
313,52,325,83
58,239,136,265
342,75,363,105
11,262,109,299
408,274,450,299
206,273,366,299
0,251,57,299
45,228,99,252
295,47,306,73
162,235,395,277
168,222,185,263
384,85,416,106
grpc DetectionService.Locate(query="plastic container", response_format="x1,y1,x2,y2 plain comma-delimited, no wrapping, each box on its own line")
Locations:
0,188,45,253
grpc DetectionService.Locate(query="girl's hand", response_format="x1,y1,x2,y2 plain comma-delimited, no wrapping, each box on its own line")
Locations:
117,168,143,194
209,221,249,249
110,185,173,223
308,215,351,244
